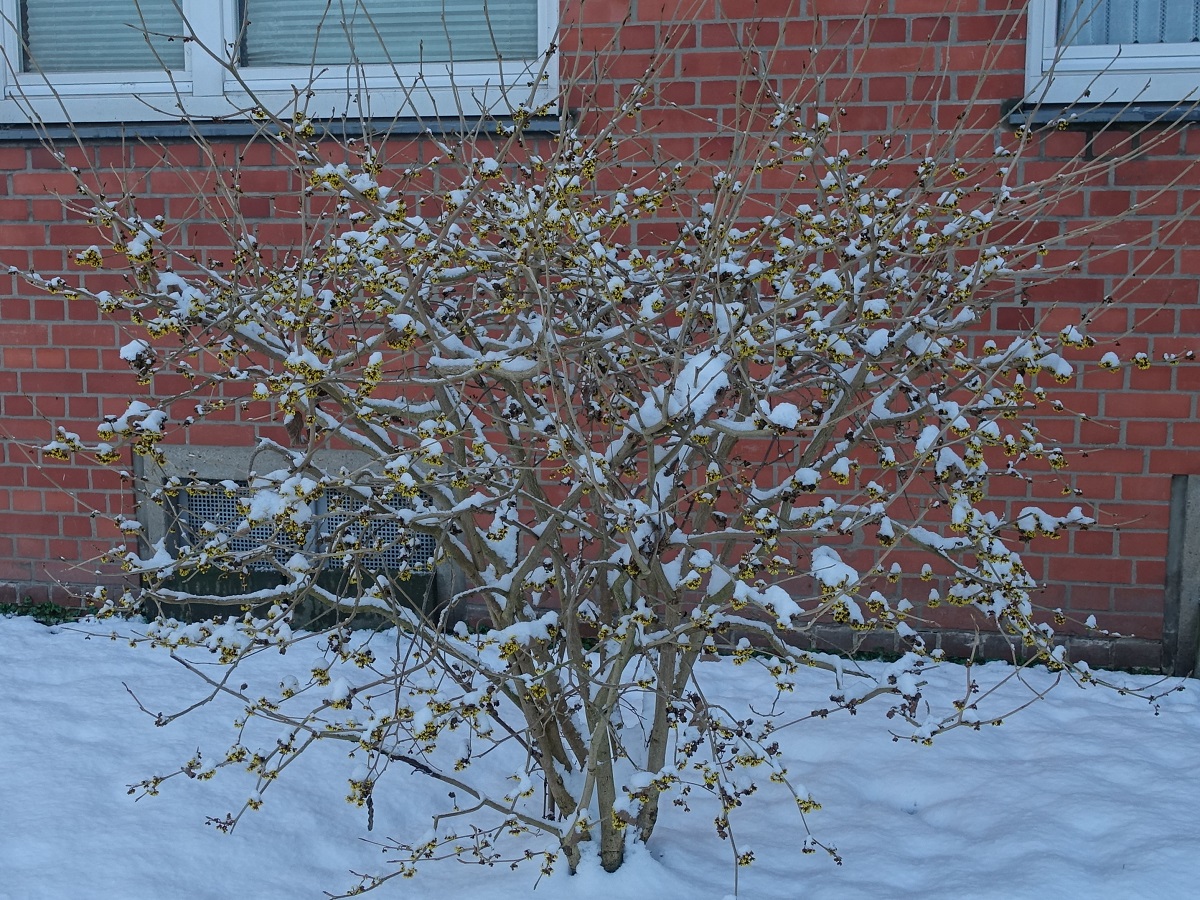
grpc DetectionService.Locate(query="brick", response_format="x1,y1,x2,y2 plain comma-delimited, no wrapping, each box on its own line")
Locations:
866,76,910,102
1074,449,1145,474
995,306,1034,331
1062,586,1113,613
2,348,34,369
3,323,50,345
11,492,44,512
29,249,65,272
235,170,294,195
61,516,99,538
1104,392,1192,420
131,144,202,168
0,224,47,246
51,324,118,346
1118,476,1172,503
12,172,81,196
1114,159,1195,187
1101,611,1163,637
21,372,84,394
28,198,64,222
957,12,1023,42
1071,530,1115,556
0,199,30,220
15,535,48,556
31,298,72,322
0,559,33,581
1109,639,1162,670
865,17,907,43
0,147,28,169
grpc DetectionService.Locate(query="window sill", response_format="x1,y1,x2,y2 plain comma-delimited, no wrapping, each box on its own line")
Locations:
0,115,563,143
1008,101,1200,129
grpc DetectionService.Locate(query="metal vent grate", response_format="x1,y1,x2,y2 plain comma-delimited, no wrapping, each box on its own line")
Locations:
177,484,302,571
173,482,439,578
322,488,438,574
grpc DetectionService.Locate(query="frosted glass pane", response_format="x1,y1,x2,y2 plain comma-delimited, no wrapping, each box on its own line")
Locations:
21,0,186,72
242,0,538,66
1059,0,1200,44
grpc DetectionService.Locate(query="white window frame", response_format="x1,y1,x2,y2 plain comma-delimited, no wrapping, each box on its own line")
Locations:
0,0,558,125
1026,0,1200,105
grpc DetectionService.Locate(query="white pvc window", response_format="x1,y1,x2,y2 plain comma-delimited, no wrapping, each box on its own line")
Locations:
1028,0,1200,104
0,0,556,124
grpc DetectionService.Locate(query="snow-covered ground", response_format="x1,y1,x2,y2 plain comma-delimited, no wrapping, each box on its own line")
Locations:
2,614,1197,900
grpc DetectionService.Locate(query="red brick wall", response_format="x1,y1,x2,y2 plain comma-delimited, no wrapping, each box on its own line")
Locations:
2,1,1196,665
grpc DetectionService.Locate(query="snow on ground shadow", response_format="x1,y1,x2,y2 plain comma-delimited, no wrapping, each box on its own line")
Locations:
0,616,1196,900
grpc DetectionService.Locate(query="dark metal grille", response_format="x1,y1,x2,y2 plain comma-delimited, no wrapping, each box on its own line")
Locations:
161,481,440,624
176,484,300,571
175,483,438,575
322,489,439,574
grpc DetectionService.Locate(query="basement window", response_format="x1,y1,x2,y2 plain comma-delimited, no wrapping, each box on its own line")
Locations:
137,445,448,626
159,480,439,627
